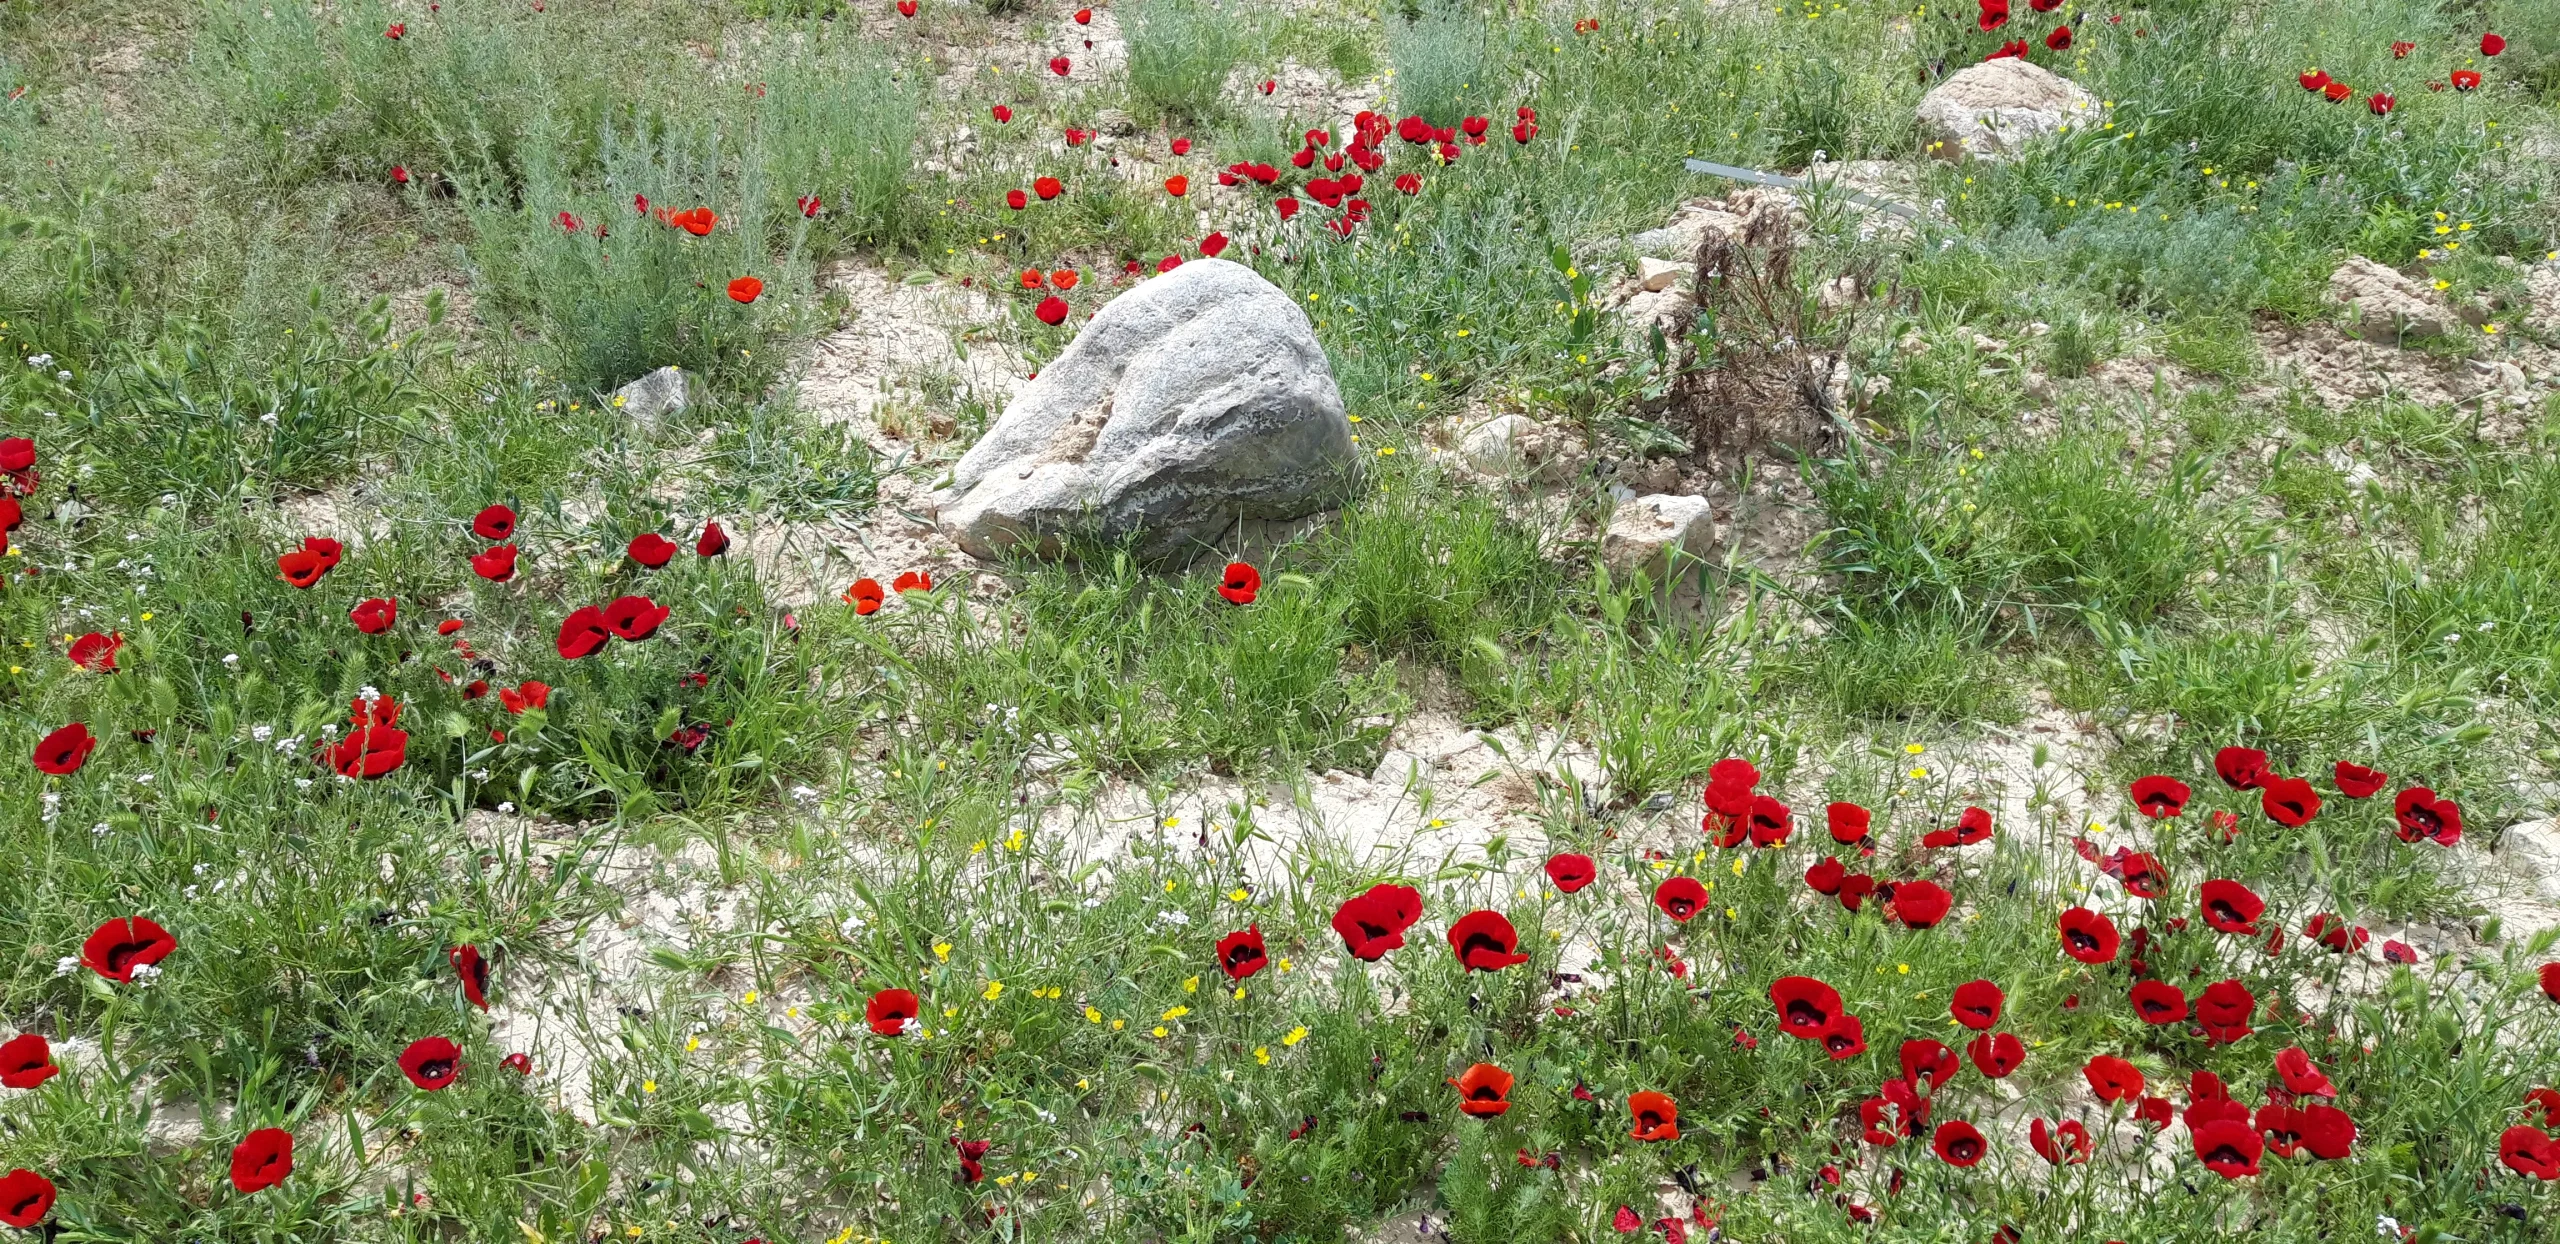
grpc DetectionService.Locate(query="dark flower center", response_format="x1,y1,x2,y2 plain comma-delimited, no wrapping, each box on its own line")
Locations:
1638,1110,1666,1130
1785,999,1827,1027
1469,1086,1501,1101
2204,1143,2250,1166
105,938,149,971
1460,933,1509,959
420,1058,454,1082
2066,928,2099,953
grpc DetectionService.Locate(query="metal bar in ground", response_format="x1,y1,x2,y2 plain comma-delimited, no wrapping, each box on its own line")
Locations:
1681,158,1921,220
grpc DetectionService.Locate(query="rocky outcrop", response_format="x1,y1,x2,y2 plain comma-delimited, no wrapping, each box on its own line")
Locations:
1915,59,2099,161
932,258,1359,561
1601,494,1721,584
2329,255,2469,343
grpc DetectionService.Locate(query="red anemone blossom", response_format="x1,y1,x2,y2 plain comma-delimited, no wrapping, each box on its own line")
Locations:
951,1137,990,1183
2332,760,2388,797
2260,776,2321,826
1967,1030,2023,1077
1449,1063,1514,1117
2215,745,2271,789
1921,806,1994,848
1217,561,1260,604
2194,1118,2262,1178
1628,1091,1680,1142
0,1034,57,1089
2275,1046,2336,1097
866,987,920,1036
1805,856,1846,896
231,1127,294,1194
2030,1117,2090,1165
2392,787,2462,845
450,945,491,1010
1747,795,1793,847
1332,888,1417,960
2083,1054,2145,1104
1447,910,1530,971
1978,0,2009,32
2367,91,2395,115
83,915,177,982
1544,853,1596,893
2128,980,2188,1025
350,597,397,635
1654,876,1708,922
844,578,886,615
2305,913,2368,953
1034,176,1063,200
1006,189,1028,210
2482,32,2506,56
1770,976,1843,1039
1900,1039,1958,1094
498,680,550,714
32,723,97,775
2324,81,2354,102
628,533,678,568
1826,801,1873,848
0,1170,54,1228
1933,1119,1987,1166
1887,880,1952,928
1950,979,2003,1030
1036,295,1070,326
1049,55,1070,76
2199,879,2264,935
398,1036,461,1090
602,594,671,641
557,605,611,658
1215,925,1268,980
2044,23,2072,51
727,277,763,304
2058,906,2121,964
668,207,717,236
329,717,408,779
471,543,518,581
2452,69,2482,91
2503,1125,2560,1178
1820,1013,1867,1060
695,522,728,557
2131,775,2190,818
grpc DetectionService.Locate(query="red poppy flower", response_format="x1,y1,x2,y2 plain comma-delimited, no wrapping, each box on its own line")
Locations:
1215,924,1268,980
2324,81,2354,102
866,987,920,1035
1510,121,1536,144
498,680,550,714
2130,775,2189,818
1805,856,1845,896
2451,69,2482,91
696,522,728,557
2197,978,2254,1043
896,0,916,14
470,542,518,582
2199,879,2264,935
469,503,517,541
2083,1054,2144,1104
1216,561,1260,604
278,548,330,588
1654,875,1708,922
1837,873,1876,910
556,605,611,659
0,1034,55,1089
1006,189,1028,210
1966,1030,2023,1077
951,1136,989,1183
668,207,717,235
329,720,408,779
728,276,763,304
2305,913,2367,953
1035,295,1070,326
1950,979,2003,1030
628,533,678,568
231,1127,294,1193
1033,176,1063,201
1921,805,1994,848
1332,891,1410,960
1628,1090,1680,1142
1858,1092,1913,1145
1978,0,2008,31
2119,852,2168,900
1449,1063,1514,1117
57,629,123,677
349,596,397,635
843,579,885,615
2193,1118,2261,1178
1770,975,1843,1039
385,22,404,37
2215,746,2271,789
1745,795,1792,847
891,570,932,594
1825,801,1872,847
1074,7,1090,21
2128,980,2188,1025
2023,1117,2086,1166
2483,32,2506,55
2058,906,2120,964
2275,1046,2335,1097
444,945,491,1010
1933,1119,1986,1166
1545,853,1595,892
2366,91,2395,115
1884,880,1949,928
1900,1038,1957,1094
603,595,670,641
1191,232,1228,261
1043,269,1076,292
2392,786,2462,845
30,721,96,776
2504,1125,2560,1178
2044,23,2072,50
1049,55,1070,76
1273,196,1300,221
0,1170,54,1228
2530,1088,2560,1128
797,194,823,217
1157,174,1187,198
398,1036,461,1091
1448,910,1529,971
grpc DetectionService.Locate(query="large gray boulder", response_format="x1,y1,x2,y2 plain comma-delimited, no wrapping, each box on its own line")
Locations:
1915,59,2098,162
933,257,1357,560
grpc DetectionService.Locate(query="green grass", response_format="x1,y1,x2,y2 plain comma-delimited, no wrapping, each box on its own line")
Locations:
3,0,2560,1239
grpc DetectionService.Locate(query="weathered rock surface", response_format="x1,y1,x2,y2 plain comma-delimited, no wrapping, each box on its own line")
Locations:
2329,255,2465,343
933,258,1358,560
1601,494,1720,583
1915,59,2099,161
613,366,697,426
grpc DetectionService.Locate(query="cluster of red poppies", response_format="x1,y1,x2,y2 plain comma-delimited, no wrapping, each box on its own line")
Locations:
841,569,934,616
2302,31,2507,115
1977,0,2075,58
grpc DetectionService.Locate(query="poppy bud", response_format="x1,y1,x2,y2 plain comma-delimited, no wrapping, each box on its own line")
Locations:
696,522,728,557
